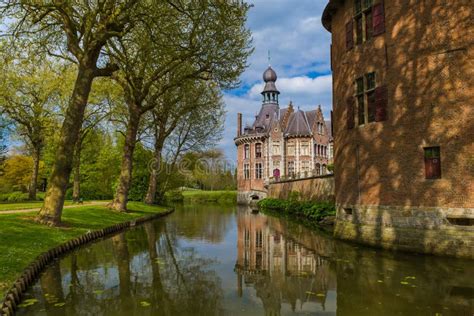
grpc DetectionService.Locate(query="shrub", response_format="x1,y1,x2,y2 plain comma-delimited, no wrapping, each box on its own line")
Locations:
257,198,335,223
167,190,184,203
7,192,26,202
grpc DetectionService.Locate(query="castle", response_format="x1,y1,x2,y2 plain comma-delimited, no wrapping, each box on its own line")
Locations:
323,0,473,258
235,66,331,204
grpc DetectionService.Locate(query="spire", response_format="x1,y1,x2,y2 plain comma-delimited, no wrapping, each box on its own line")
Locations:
261,64,280,105
268,50,271,66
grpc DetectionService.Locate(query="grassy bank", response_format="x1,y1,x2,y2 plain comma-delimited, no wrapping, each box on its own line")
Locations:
0,201,79,212
167,190,237,204
0,202,167,297
258,198,336,223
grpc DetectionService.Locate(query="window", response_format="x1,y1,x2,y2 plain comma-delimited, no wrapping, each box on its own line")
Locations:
424,147,441,179
288,161,295,176
356,15,363,45
255,163,263,179
315,163,321,175
322,164,327,174
349,0,383,48
244,164,250,179
287,143,295,156
244,144,250,159
256,230,263,248
255,143,262,158
272,142,280,155
356,72,377,125
301,161,310,173
301,142,309,155
244,229,250,247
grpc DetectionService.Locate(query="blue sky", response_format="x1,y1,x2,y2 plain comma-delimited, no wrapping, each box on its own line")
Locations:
220,0,332,160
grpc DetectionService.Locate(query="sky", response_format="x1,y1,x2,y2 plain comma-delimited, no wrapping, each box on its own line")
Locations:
220,0,333,160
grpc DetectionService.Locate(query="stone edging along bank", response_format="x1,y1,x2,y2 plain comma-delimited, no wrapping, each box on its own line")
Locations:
0,209,174,316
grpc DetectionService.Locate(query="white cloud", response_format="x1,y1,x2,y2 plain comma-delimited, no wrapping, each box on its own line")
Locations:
248,75,332,97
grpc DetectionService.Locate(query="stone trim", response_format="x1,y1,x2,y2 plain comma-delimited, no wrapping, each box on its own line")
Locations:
0,209,174,316
335,205,474,259
271,174,333,184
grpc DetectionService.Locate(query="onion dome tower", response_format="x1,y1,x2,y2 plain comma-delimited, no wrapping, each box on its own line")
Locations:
261,66,280,105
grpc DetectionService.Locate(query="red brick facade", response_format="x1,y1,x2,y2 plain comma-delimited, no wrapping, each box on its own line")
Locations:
323,0,473,257
324,0,473,210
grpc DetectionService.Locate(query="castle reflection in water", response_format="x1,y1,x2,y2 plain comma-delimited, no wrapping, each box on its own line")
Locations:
235,210,336,314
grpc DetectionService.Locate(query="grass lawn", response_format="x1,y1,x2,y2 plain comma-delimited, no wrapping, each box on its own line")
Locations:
0,201,76,212
0,202,167,297
180,190,237,204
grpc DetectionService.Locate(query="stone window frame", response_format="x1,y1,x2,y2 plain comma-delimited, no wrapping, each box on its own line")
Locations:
287,142,296,156
300,141,310,156
255,162,263,179
355,72,377,126
244,163,250,179
287,161,295,177
272,141,281,155
301,160,310,173
255,143,262,158
244,144,250,159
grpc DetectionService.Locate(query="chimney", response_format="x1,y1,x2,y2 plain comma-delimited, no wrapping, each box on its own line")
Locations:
237,113,242,137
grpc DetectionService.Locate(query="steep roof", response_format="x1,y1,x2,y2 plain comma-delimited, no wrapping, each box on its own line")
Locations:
285,110,312,137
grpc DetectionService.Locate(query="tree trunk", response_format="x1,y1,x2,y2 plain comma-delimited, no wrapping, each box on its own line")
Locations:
28,149,40,201
144,142,163,205
72,140,82,202
109,109,141,212
36,65,96,226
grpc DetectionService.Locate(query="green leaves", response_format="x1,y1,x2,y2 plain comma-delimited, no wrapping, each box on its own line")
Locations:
257,198,336,223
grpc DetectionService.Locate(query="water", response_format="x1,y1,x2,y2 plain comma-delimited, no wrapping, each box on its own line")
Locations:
17,204,474,315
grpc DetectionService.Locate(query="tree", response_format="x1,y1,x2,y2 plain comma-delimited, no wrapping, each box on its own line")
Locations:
2,0,141,225
107,1,252,211
72,79,119,202
0,45,60,200
156,88,226,198
143,81,224,204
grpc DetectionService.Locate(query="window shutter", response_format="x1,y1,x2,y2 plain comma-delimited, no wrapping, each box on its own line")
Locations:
347,97,355,129
346,21,354,50
424,147,441,179
373,1,385,36
375,86,388,122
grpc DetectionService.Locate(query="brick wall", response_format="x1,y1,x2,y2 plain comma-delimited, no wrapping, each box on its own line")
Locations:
267,175,335,202
328,0,473,209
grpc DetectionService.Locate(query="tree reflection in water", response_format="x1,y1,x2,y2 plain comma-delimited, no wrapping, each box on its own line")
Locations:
16,205,474,316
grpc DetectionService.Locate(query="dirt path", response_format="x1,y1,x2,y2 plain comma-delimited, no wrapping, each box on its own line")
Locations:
0,201,109,215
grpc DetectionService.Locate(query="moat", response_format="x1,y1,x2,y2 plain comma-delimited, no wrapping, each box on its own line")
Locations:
17,205,474,315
